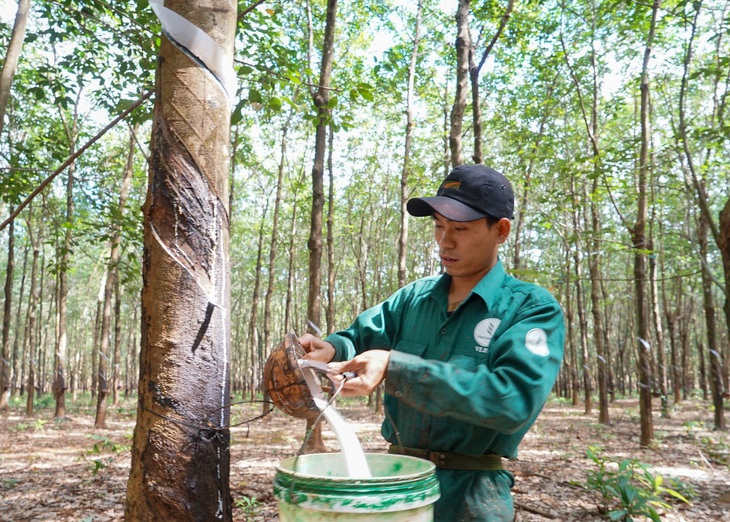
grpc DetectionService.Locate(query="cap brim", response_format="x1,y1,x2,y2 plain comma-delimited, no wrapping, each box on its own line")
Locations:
406,196,487,222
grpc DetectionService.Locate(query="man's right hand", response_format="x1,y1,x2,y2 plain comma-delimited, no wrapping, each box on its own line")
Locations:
298,333,336,363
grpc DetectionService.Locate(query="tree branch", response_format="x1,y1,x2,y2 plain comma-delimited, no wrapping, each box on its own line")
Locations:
0,89,153,233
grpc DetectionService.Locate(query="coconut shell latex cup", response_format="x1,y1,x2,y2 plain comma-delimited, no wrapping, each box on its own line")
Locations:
263,333,324,420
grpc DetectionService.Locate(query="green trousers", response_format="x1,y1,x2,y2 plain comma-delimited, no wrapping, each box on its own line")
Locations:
433,469,515,521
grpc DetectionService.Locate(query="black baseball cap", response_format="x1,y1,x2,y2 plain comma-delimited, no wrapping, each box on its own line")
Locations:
407,164,514,222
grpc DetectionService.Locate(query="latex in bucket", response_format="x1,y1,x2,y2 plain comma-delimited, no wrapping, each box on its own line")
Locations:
274,453,440,521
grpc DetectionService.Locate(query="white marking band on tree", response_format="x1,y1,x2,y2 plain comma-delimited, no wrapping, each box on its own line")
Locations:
150,0,236,101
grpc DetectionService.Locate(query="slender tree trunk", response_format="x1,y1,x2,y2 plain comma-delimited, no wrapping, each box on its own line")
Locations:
470,0,514,164
53,163,73,419
449,0,470,168
284,189,299,334
0,214,14,411
92,274,106,401
326,125,336,335
126,1,236,519
306,0,337,335
303,0,338,455
95,127,134,428
649,238,668,416
250,200,266,408
112,278,123,407
0,0,31,137
25,227,39,416
53,88,83,417
699,209,725,429
663,274,682,404
398,1,421,289
264,119,290,354
633,0,661,447
11,239,29,398
720,198,730,345
564,245,579,406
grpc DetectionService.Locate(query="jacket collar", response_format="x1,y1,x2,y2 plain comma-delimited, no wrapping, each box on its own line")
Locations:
432,259,507,312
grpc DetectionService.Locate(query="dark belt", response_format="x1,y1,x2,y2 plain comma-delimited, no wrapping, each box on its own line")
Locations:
388,445,503,471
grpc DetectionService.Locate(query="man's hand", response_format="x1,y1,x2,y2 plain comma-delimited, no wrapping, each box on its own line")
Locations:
298,333,335,363
328,350,391,397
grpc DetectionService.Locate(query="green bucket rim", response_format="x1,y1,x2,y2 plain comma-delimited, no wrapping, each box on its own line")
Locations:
274,453,440,514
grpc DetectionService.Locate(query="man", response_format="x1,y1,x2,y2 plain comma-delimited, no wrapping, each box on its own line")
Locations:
300,164,565,521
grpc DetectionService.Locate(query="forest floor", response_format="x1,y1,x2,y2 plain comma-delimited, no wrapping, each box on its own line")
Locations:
1,394,729,521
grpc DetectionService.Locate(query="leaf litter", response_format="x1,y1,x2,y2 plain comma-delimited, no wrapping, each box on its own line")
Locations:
1,397,729,521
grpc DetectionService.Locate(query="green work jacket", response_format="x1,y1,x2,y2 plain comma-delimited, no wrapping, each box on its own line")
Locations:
326,260,565,460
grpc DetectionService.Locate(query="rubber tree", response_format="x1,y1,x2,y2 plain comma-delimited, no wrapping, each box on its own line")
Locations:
126,1,236,519
632,0,661,447
303,0,338,454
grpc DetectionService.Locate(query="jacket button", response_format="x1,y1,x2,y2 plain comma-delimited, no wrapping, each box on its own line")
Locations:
440,327,447,335
394,390,403,398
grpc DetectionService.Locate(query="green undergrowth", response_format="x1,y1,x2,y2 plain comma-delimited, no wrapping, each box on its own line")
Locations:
579,446,694,521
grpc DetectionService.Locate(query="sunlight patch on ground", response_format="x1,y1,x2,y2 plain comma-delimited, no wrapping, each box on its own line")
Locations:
652,465,715,481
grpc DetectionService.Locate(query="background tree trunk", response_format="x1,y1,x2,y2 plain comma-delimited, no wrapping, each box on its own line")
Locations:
633,0,661,447
0,0,31,137
303,0,338,455
125,1,236,519
94,125,134,428
449,0,471,168
469,0,514,164
398,0,421,289
0,215,14,410
24,223,39,416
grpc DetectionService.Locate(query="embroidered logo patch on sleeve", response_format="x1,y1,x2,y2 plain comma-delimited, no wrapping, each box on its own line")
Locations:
525,328,549,357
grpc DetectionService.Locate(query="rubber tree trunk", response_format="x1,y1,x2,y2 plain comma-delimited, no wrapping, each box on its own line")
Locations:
125,1,236,519
633,0,661,448
0,215,14,411
304,0,338,455
449,0,470,168
0,0,30,137
25,228,39,417
95,126,134,428
720,198,730,352
398,0,422,289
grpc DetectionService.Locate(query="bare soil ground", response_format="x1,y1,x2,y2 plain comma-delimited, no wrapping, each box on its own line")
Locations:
1,395,729,521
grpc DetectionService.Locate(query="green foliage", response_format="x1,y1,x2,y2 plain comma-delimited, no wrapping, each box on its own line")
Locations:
682,420,705,437
583,447,692,521
9,418,48,433
234,495,261,519
83,434,130,476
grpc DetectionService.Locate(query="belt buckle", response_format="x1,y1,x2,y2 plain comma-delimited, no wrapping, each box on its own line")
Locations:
428,451,446,467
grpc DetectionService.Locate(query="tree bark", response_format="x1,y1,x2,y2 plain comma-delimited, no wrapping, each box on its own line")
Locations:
53,166,73,419
398,0,422,289
126,1,236,519
326,124,336,335
449,0,471,168
699,208,725,429
307,0,338,336
95,125,134,428
634,0,661,447
720,198,730,345
303,0,338,455
0,0,31,137
24,225,39,416
470,0,514,164
0,214,14,411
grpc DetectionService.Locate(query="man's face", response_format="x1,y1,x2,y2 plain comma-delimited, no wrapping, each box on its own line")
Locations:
432,212,510,284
